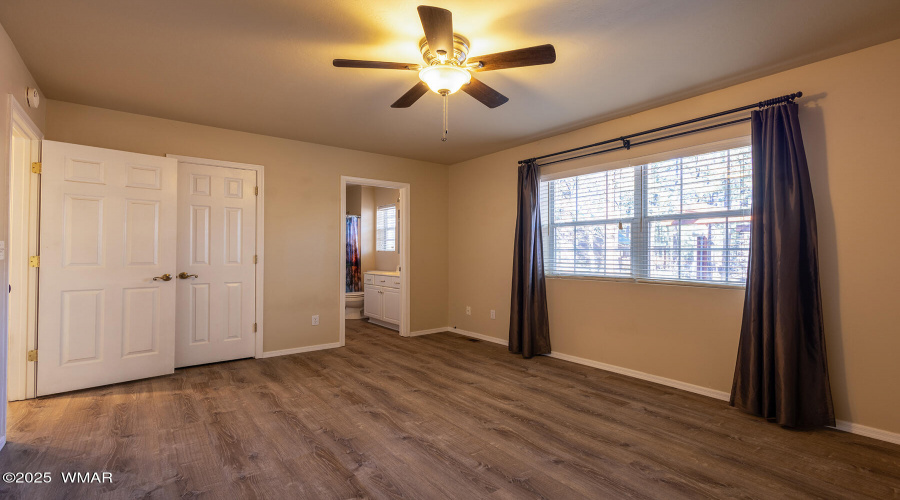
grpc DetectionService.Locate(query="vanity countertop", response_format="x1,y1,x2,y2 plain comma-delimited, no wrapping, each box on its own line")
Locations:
366,270,400,277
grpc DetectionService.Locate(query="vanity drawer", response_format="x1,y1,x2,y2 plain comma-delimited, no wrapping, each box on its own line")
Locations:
365,273,400,289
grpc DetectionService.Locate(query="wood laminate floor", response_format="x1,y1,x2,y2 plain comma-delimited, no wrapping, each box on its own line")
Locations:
2,320,899,499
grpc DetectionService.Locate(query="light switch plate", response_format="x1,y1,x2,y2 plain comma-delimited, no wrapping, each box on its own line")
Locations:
0,240,5,260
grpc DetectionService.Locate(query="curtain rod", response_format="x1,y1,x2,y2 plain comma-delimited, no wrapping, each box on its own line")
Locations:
519,91,802,167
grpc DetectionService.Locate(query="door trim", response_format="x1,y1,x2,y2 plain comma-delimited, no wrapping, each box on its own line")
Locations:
6,94,43,401
167,154,265,358
340,176,411,344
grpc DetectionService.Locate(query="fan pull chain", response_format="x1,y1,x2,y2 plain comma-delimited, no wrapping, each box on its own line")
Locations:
441,91,449,142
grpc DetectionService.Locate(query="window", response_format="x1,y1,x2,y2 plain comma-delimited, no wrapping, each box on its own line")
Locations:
541,142,752,286
376,204,397,251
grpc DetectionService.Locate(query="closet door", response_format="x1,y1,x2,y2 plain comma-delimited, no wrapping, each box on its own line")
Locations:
37,141,177,396
175,161,257,367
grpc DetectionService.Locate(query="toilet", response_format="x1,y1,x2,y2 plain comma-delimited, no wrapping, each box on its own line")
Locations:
345,290,365,319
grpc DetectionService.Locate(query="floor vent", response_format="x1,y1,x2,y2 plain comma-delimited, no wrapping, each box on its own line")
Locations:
468,338,481,342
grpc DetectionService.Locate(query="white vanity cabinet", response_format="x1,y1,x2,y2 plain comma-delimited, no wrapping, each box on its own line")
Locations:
364,271,402,330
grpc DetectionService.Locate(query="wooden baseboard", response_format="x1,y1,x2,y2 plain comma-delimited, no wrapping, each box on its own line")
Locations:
833,420,900,445
547,350,732,401
260,342,342,358
448,327,509,345
408,327,451,337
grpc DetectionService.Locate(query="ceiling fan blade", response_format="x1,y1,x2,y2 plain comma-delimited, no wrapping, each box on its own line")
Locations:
462,76,509,108
417,6,453,59
391,81,430,108
468,44,557,72
333,59,419,70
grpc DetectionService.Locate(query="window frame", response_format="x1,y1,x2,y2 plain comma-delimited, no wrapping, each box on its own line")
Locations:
541,137,752,289
376,203,397,252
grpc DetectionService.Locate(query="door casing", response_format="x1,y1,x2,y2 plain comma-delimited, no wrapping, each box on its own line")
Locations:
339,176,411,343
6,95,43,402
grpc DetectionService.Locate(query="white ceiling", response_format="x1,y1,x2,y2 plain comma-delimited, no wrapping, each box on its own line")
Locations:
3,0,900,164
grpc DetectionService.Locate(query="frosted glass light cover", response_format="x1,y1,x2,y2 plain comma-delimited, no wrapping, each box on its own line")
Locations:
418,65,472,94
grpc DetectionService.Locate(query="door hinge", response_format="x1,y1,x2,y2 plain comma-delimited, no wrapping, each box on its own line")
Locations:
27,349,38,362
253,323,258,333
31,162,42,174
253,255,258,264
29,255,40,267
254,186,259,196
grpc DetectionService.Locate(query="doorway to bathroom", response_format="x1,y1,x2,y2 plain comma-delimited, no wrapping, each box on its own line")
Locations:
339,177,411,343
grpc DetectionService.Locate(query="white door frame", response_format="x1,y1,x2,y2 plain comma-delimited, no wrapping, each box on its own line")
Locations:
6,95,43,401
340,176,411,343
167,154,266,358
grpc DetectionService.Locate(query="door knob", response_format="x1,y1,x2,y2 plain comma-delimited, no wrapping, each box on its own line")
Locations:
177,272,199,279
153,274,173,281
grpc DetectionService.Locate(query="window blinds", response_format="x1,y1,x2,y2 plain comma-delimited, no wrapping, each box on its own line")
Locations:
541,144,752,286
376,205,397,251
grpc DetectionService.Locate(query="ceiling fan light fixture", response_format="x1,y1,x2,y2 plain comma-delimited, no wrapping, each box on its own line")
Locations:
418,65,471,95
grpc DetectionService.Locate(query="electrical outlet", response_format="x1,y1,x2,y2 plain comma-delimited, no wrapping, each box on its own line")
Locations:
312,315,319,326
466,306,471,316
490,310,496,320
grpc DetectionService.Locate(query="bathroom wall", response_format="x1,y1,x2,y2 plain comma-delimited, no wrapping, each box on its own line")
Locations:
346,184,362,215
360,186,375,275
374,187,401,272
348,184,398,280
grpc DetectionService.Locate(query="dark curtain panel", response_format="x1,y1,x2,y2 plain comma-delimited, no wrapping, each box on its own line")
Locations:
509,160,551,358
730,102,835,428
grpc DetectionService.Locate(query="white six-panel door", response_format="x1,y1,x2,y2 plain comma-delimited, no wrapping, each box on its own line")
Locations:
37,141,178,396
175,162,257,367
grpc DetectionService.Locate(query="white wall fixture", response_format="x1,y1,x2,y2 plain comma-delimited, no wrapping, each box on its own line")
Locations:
25,87,39,109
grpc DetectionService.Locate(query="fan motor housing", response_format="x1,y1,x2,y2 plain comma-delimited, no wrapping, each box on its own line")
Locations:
419,34,470,66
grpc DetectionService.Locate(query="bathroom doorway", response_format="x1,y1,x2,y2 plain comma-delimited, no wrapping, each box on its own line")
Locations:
339,177,410,343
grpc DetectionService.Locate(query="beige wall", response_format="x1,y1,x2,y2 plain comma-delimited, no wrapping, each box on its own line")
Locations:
360,186,375,276
46,100,450,351
374,187,401,272
448,39,900,434
1,21,45,443
345,184,362,216
349,184,397,277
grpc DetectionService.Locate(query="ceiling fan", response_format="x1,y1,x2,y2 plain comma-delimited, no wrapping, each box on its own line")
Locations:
333,5,556,141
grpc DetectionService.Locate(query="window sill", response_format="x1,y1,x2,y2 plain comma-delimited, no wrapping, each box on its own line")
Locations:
545,274,746,290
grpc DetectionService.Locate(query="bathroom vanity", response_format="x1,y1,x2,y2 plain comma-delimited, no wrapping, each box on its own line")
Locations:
364,271,401,331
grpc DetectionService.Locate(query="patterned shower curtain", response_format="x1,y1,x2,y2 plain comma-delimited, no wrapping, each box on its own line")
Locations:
346,216,362,292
